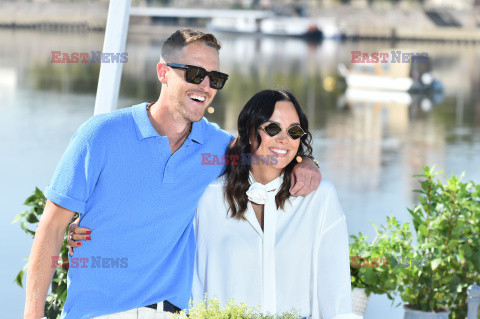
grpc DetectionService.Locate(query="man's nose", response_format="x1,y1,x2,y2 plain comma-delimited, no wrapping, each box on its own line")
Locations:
198,75,211,89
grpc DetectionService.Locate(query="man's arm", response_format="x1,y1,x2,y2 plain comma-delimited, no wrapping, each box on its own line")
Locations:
24,200,75,319
290,157,322,196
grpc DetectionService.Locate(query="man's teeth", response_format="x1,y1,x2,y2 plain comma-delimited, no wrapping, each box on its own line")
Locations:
189,94,206,102
270,148,287,155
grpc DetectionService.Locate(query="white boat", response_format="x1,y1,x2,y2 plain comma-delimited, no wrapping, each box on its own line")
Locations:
338,88,443,117
344,88,413,105
208,16,261,34
208,16,323,39
260,17,322,38
338,50,443,92
208,15,346,40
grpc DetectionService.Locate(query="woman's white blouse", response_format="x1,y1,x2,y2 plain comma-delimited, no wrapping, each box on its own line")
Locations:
192,174,361,319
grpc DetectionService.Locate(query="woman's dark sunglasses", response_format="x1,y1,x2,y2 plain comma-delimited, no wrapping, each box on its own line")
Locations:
260,122,306,140
167,63,229,90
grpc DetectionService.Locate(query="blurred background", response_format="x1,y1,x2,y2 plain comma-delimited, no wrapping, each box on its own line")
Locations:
1,0,480,317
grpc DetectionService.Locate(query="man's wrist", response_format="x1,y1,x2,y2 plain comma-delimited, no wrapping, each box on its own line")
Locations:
303,155,320,168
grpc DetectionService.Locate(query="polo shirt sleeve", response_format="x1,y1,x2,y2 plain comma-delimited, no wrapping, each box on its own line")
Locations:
45,121,105,214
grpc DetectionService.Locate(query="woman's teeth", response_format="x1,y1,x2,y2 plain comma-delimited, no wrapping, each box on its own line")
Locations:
270,148,288,156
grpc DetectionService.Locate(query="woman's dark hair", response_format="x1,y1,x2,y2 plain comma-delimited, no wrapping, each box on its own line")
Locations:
224,89,313,220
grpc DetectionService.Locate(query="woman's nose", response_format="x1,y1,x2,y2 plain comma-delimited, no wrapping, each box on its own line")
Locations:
275,131,289,143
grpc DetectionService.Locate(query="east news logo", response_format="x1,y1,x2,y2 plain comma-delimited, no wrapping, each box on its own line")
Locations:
51,51,128,63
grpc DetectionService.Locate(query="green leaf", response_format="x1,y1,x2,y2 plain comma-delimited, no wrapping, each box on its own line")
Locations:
23,194,36,205
362,269,377,285
14,269,24,288
55,281,66,299
35,187,44,197
11,212,26,224
59,288,68,302
431,258,442,270
26,213,39,224
419,224,428,237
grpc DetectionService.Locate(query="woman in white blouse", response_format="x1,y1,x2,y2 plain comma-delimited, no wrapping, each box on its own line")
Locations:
67,90,359,319
192,89,360,319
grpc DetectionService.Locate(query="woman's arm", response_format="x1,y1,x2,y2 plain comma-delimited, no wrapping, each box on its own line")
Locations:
316,186,362,319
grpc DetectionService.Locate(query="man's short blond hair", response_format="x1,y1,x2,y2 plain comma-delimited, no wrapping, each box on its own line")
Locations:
161,28,221,62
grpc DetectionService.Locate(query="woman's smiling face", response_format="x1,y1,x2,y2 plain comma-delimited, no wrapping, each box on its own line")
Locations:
250,100,302,170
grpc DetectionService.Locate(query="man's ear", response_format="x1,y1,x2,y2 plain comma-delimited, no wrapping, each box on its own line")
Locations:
157,62,168,85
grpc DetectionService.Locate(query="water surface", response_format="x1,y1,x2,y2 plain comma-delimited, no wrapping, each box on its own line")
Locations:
1,29,479,317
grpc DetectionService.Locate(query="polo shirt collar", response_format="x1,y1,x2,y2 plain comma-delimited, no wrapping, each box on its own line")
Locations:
188,119,204,145
132,103,205,144
132,103,159,140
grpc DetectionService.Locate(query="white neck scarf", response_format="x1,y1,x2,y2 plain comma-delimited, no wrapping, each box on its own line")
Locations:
246,172,283,205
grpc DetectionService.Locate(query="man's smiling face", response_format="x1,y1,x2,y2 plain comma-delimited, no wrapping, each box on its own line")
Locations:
165,42,220,122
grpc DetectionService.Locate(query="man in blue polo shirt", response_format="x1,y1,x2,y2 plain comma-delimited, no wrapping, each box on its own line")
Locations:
24,29,321,319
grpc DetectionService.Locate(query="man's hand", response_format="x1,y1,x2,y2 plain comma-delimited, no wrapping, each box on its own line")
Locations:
67,218,91,257
289,157,322,196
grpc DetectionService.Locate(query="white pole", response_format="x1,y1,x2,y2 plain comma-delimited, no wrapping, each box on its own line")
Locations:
467,284,480,319
94,0,132,115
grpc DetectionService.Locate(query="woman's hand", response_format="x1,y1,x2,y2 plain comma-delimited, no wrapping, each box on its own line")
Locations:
67,218,91,256
290,157,322,196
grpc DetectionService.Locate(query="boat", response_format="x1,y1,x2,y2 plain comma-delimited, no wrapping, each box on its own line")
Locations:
208,15,324,40
338,50,443,92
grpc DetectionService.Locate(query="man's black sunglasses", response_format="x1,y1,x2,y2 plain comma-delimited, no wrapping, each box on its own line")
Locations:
167,63,229,90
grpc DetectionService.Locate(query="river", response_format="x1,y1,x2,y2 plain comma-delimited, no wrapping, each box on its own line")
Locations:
1,29,479,317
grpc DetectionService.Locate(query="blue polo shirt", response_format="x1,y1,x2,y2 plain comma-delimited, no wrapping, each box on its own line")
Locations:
45,103,233,319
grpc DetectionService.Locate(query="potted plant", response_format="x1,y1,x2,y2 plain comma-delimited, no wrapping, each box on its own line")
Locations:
175,297,302,319
349,216,412,315
399,166,480,318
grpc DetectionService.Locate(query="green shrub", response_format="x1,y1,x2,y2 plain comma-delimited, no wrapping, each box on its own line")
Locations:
350,215,412,300
350,166,480,318
174,297,302,319
399,166,480,318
